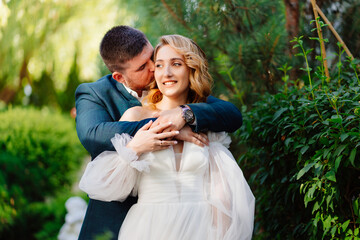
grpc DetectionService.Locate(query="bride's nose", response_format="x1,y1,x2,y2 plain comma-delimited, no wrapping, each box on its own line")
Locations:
164,65,173,77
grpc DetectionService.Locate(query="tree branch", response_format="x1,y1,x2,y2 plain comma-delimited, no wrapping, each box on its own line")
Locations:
160,0,191,31
310,0,330,82
315,5,354,61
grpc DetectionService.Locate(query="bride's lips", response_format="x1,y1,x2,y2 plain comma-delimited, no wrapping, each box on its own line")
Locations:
162,80,177,86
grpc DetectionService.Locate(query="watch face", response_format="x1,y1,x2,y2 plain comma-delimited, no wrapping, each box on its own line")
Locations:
184,109,195,123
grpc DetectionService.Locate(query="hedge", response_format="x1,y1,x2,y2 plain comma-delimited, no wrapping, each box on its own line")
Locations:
0,107,86,239
237,34,360,239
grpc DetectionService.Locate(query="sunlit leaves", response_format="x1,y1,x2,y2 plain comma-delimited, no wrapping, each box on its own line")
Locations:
0,0,131,103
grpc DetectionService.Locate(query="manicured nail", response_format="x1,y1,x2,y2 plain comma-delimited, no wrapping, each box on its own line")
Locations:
174,141,178,144
168,121,172,124
175,131,180,134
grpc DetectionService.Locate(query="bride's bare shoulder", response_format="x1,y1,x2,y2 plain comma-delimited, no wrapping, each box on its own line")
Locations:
120,106,157,121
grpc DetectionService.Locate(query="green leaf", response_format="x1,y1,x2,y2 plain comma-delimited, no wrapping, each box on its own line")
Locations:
297,162,316,180
305,49,314,55
323,215,332,230
299,67,312,72
323,148,331,158
300,145,309,155
340,133,349,142
325,170,336,182
313,212,320,227
335,155,342,172
353,199,359,216
312,201,320,214
308,183,317,199
284,138,293,147
329,115,343,124
309,37,319,41
273,108,287,121
334,145,346,156
331,225,337,237
342,220,351,232
350,148,356,167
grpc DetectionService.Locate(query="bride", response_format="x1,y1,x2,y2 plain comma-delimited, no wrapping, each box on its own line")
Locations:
79,34,255,240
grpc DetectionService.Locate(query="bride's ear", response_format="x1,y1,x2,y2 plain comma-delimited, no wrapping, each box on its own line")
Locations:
112,72,125,84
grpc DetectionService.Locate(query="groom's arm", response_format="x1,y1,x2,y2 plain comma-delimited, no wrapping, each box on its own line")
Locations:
154,95,242,133
75,84,155,159
188,95,242,133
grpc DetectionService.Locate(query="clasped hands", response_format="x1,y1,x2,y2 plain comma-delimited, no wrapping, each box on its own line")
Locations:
126,107,209,156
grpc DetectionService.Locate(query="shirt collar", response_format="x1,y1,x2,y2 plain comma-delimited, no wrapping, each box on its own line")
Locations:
123,84,148,102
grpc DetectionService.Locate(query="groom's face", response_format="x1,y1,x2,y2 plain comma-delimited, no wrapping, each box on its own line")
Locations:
117,43,155,92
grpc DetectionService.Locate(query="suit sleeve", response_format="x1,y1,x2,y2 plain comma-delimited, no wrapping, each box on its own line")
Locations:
187,96,242,133
75,84,155,159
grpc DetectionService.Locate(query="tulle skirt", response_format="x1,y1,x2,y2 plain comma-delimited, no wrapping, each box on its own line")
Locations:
119,201,214,240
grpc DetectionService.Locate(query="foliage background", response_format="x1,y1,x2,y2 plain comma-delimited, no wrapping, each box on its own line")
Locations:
1,0,360,239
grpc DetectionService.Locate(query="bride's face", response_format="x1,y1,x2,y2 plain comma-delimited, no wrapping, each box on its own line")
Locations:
154,45,190,101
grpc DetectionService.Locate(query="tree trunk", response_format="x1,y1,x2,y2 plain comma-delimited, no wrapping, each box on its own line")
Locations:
284,0,300,56
284,0,300,81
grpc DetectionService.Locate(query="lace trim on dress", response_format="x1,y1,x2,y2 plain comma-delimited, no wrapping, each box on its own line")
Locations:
111,133,151,172
207,132,231,148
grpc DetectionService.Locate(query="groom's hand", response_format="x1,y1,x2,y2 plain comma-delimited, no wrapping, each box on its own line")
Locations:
175,126,209,147
127,121,179,155
151,107,207,147
151,107,186,131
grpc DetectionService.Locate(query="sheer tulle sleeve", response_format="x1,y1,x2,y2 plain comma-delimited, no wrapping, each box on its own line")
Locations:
206,132,255,240
79,133,152,202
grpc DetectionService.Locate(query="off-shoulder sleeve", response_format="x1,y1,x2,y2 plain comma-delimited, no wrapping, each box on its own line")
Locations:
206,132,255,240
79,133,152,202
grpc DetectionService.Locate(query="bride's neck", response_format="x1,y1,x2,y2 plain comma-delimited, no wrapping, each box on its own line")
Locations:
155,95,187,111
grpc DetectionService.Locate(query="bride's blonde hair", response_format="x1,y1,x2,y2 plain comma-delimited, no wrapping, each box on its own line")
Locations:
144,35,212,107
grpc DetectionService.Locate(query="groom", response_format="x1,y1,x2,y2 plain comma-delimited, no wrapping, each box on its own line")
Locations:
75,25,243,240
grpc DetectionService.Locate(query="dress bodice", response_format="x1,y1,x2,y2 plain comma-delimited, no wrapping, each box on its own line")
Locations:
79,132,255,240
137,142,209,204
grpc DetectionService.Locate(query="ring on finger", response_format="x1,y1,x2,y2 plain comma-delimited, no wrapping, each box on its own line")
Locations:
160,140,163,146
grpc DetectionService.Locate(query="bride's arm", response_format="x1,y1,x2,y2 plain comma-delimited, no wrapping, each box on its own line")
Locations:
120,106,158,122
79,133,148,202
118,107,179,156
206,132,255,239
119,106,145,122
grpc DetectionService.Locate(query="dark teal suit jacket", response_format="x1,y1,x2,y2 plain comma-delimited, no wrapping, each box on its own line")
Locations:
75,74,242,240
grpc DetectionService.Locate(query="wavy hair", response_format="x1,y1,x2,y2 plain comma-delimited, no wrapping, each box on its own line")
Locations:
145,35,212,106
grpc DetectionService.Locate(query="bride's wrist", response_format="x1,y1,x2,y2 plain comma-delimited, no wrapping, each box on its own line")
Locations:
126,142,142,157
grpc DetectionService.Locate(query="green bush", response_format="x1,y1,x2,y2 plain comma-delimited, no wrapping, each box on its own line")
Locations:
0,107,86,239
237,32,360,239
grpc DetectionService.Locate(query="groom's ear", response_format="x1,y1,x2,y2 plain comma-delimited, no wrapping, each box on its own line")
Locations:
112,72,125,84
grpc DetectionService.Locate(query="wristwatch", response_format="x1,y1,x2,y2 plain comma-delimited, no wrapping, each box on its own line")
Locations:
179,105,195,124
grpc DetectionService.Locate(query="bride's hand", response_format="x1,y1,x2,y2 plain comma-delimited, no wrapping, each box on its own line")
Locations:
150,107,185,131
126,120,179,156
175,126,209,147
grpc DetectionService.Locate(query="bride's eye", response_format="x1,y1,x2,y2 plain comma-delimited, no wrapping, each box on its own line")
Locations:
155,64,162,68
173,62,182,66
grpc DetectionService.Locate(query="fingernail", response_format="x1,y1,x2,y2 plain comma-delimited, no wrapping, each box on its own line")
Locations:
175,131,180,134
168,121,172,124
174,141,178,144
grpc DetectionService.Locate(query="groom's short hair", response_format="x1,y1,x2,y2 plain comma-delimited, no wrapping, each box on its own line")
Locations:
100,26,148,72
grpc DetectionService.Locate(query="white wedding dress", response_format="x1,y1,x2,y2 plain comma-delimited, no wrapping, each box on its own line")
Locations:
79,132,255,240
